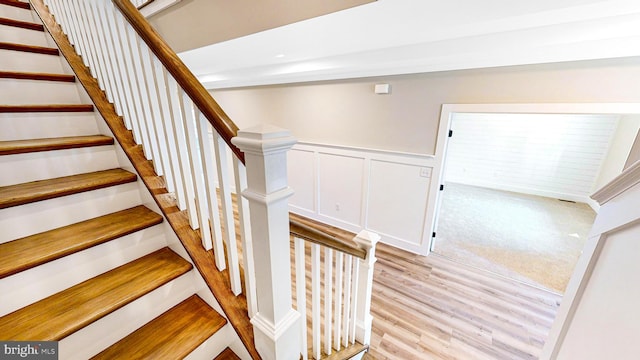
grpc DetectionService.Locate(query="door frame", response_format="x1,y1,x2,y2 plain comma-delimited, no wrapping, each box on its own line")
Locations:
425,103,640,255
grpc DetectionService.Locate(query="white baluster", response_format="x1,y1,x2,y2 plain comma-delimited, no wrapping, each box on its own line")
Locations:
96,1,131,122
174,88,200,229
152,59,181,195
84,1,115,103
131,36,164,170
180,97,211,247
144,52,176,192
157,67,187,205
125,26,156,160
62,1,82,57
349,258,360,343
70,0,99,85
342,255,353,347
295,238,308,360
311,243,321,360
92,0,125,118
110,8,145,143
333,252,343,350
233,156,257,315
166,81,197,228
324,247,333,356
139,43,171,177
353,230,380,345
166,76,197,217
232,125,301,360
80,1,109,93
212,132,241,294
196,115,225,263
101,1,134,129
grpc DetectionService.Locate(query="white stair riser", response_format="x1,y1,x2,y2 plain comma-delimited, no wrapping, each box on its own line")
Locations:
60,272,196,360
0,112,99,141
0,78,82,104
0,182,143,243
186,324,234,360
0,48,64,73
0,5,37,23
0,225,168,316
0,24,49,47
0,146,119,186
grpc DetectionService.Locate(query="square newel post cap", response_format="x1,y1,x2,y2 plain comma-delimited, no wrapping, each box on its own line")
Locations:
232,124,297,156
354,230,380,250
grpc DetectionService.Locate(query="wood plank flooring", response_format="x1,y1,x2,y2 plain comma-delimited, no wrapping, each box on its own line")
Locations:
363,244,561,360
230,195,560,360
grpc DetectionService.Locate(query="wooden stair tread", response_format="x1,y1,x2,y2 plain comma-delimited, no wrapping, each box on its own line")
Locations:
0,41,58,55
0,17,44,31
214,347,242,360
0,70,75,82
0,0,30,9
0,104,93,113
0,247,192,340
0,206,163,279
93,295,227,359
0,168,137,209
0,135,114,155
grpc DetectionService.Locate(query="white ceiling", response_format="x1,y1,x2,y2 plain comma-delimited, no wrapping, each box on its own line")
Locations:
179,0,640,89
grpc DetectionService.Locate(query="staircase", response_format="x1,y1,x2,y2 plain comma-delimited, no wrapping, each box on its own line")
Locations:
0,1,242,358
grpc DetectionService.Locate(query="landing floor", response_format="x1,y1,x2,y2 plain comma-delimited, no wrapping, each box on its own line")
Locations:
365,244,561,360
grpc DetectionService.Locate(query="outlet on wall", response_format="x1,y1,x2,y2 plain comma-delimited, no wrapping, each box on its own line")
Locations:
420,167,432,178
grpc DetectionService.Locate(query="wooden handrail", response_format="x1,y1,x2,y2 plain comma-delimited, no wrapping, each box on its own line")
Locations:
289,213,366,259
112,0,367,259
111,0,244,163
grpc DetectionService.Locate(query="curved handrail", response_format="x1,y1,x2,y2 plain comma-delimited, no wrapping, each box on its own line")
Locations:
112,0,243,163
112,0,366,259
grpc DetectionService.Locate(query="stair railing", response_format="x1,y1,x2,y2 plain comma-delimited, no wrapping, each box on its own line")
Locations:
290,218,379,359
38,0,378,359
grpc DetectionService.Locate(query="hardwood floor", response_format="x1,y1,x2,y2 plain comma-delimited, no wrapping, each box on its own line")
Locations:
364,244,561,360
229,192,560,359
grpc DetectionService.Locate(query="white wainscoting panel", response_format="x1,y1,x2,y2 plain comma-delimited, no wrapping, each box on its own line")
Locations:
288,149,316,212
367,160,431,249
318,153,365,228
289,142,435,254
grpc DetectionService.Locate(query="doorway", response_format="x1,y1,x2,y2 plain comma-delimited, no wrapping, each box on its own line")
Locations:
428,105,640,293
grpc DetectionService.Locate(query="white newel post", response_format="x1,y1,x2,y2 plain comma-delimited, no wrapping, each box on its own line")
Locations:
353,230,380,345
231,124,301,360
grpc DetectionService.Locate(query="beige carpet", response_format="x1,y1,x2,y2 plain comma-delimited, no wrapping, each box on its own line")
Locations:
432,183,596,293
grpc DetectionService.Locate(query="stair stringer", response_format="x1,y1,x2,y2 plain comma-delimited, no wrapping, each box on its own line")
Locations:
28,1,257,359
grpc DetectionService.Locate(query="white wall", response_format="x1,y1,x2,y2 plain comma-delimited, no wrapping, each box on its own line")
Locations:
211,57,640,155
626,132,640,169
557,221,640,359
543,163,640,359
444,113,619,203
594,114,640,190
288,142,435,254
